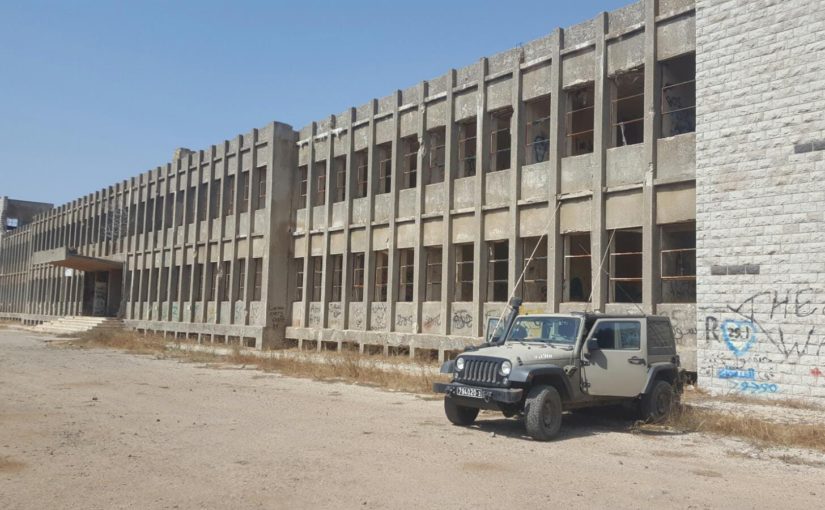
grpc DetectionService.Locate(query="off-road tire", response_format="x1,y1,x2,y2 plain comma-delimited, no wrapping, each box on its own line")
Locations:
444,396,479,426
524,385,563,441
640,380,675,423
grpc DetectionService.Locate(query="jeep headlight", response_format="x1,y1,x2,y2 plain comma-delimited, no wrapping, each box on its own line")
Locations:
500,360,512,377
455,357,465,372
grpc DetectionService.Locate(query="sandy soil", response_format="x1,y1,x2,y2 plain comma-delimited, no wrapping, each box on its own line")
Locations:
1,329,823,509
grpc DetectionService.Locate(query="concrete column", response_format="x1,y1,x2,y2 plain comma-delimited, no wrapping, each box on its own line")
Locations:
508,59,524,305
319,116,336,330
300,123,316,328
472,58,490,336
548,29,565,312
386,91,402,332
341,108,356,330
412,81,428,334
590,13,609,311
363,100,378,330
440,70,458,335
642,0,660,313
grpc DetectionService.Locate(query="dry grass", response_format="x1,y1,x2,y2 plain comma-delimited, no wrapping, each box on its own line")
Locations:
65,329,444,395
659,404,825,453
684,385,824,411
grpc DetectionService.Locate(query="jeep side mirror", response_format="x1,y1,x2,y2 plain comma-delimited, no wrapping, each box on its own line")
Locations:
586,338,600,352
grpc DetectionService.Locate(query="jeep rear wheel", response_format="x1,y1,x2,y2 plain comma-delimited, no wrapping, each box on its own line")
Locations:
444,396,479,426
640,380,675,423
524,385,563,441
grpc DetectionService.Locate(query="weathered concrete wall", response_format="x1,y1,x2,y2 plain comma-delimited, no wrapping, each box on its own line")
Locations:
696,0,825,400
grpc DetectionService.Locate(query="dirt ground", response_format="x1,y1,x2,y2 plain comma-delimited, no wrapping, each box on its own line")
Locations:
1,330,823,509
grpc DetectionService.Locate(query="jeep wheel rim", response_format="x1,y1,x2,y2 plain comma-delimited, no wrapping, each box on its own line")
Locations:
656,391,670,417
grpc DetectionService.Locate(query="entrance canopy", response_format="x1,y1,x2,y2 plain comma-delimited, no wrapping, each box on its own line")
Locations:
31,247,123,272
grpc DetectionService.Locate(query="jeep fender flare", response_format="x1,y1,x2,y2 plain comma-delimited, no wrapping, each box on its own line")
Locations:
440,360,456,374
508,365,574,400
642,363,678,395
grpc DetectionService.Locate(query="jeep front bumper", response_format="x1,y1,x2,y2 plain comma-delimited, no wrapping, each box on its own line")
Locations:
433,382,523,406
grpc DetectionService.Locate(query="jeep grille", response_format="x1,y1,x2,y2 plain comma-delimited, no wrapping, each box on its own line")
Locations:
455,357,507,387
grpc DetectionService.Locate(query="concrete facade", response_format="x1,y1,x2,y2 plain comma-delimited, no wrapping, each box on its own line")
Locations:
2,0,822,400
695,0,825,399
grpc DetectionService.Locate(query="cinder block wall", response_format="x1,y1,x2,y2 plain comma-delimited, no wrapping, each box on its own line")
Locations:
696,0,825,399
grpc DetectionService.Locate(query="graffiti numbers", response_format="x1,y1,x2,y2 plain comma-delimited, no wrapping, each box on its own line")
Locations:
737,381,778,394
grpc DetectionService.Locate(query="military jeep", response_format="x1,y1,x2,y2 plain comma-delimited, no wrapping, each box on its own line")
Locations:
433,309,682,441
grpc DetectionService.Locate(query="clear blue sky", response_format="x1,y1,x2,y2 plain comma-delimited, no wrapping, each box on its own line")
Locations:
0,0,629,206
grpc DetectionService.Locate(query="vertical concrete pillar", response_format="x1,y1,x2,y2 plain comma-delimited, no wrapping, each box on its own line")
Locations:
642,0,660,313
386,91,402,332
320,116,336,330
363,101,378,331
341,108,356,330
440,70,458,335
300,123,316,328
472,58,490,337
412,81,428,334
548,29,565,312
508,57,524,307
590,13,609,311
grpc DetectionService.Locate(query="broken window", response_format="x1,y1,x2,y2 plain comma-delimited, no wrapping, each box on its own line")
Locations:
236,259,246,300
455,243,474,302
252,257,263,301
219,261,231,301
330,255,343,301
425,247,442,301
525,97,552,165
521,237,548,302
426,127,446,184
354,150,368,199
660,53,696,137
197,183,208,221
489,108,512,172
376,143,392,195
255,166,267,210
609,229,643,303
398,248,414,302
457,119,477,178
315,161,326,206
401,136,419,189
611,69,644,147
240,171,250,212
660,222,696,303
294,258,304,302
223,176,235,216
310,256,323,301
351,252,365,301
563,233,591,302
333,157,346,203
373,250,389,301
487,241,509,302
565,84,595,156
297,165,308,208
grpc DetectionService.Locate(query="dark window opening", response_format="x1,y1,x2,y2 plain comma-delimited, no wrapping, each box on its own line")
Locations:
525,97,552,164
487,241,509,302
457,119,477,178
351,253,365,301
236,259,246,300
333,157,347,203
311,256,323,301
255,166,267,210
315,161,326,206
374,251,389,301
455,244,474,301
376,143,392,195
660,53,696,137
565,84,595,156
489,108,512,172
294,258,304,302
252,257,263,301
425,247,442,301
426,127,446,184
398,249,414,302
330,255,343,301
609,229,643,303
661,222,696,303
240,171,250,212
354,150,368,199
564,233,591,302
401,136,419,189
611,69,645,147
521,237,547,302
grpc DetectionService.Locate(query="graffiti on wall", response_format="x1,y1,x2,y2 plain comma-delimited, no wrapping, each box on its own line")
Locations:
451,309,473,332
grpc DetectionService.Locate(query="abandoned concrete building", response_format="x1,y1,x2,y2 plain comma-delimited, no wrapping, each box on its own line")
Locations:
1,0,823,399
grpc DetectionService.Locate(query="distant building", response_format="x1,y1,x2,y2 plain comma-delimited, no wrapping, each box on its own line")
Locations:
0,196,53,242
1,0,823,400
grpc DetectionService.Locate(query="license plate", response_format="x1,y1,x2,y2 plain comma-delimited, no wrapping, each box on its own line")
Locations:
455,386,484,399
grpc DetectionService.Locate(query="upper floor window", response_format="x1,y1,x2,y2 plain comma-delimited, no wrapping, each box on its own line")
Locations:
376,143,392,194
457,119,477,178
611,68,644,147
660,52,696,137
315,161,327,206
525,97,551,165
354,150,368,199
489,108,512,172
426,127,446,184
565,84,595,157
333,157,346,203
401,136,419,189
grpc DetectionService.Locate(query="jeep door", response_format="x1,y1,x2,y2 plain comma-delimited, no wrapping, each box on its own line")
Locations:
581,319,647,397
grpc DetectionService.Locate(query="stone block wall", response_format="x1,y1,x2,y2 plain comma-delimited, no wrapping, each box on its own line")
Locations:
695,0,825,399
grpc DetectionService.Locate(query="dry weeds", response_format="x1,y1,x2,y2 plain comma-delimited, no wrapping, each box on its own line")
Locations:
684,385,824,411
658,404,825,453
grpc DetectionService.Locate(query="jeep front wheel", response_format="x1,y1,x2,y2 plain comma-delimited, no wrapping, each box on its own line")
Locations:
444,396,479,426
524,385,563,441
640,380,675,423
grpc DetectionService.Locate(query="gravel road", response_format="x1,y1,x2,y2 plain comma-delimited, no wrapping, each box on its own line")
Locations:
1,330,822,509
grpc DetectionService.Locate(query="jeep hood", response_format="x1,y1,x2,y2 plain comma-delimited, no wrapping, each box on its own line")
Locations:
468,343,575,366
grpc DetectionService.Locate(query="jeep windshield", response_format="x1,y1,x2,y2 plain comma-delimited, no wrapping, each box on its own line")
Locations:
506,317,579,345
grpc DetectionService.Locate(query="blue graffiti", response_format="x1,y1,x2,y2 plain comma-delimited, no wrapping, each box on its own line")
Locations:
721,320,757,357
717,367,756,380
737,381,778,394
